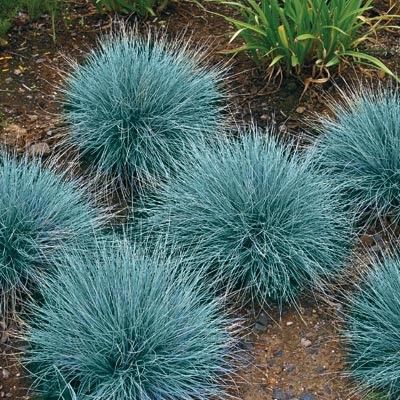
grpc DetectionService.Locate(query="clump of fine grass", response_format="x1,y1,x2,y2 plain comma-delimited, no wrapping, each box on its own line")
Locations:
23,237,239,399
342,255,400,399
136,129,352,307
311,86,400,228
62,27,226,189
0,152,104,313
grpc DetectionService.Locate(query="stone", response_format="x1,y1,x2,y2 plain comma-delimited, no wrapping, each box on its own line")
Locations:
315,365,326,374
301,338,312,348
2,369,10,379
296,106,306,114
256,312,270,327
273,349,284,357
272,388,288,400
284,363,295,373
254,322,268,332
299,394,316,400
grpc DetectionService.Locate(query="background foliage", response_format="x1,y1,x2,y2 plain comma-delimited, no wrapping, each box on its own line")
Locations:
213,0,398,81
93,0,169,17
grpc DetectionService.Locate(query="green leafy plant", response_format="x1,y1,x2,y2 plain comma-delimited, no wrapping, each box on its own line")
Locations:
0,0,64,41
24,237,239,399
62,29,225,189
0,152,105,314
20,0,62,19
93,0,169,17
213,0,399,81
311,86,400,227
20,0,64,42
343,256,400,399
0,0,17,38
0,19,12,40
136,129,352,307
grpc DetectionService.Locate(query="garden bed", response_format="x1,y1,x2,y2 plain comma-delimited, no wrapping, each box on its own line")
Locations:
0,0,399,399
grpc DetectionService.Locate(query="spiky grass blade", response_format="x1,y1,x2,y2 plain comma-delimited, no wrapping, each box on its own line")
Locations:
0,152,104,313
311,86,400,227
136,129,351,306
23,237,239,399
62,28,226,187
342,256,400,398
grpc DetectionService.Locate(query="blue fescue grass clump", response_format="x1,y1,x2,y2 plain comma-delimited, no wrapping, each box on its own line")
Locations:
62,28,225,185
0,152,103,312
136,129,351,306
343,256,400,398
311,86,400,226
24,237,238,400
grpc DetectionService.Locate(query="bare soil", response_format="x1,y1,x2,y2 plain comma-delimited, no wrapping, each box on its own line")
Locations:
0,0,399,398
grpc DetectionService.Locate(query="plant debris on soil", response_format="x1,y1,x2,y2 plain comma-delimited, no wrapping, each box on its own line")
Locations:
0,0,399,398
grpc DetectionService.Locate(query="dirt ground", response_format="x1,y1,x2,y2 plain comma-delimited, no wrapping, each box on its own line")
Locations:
0,0,399,398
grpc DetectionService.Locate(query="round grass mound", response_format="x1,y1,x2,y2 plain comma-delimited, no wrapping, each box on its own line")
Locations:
137,130,351,306
312,86,400,226
24,238,238,400
62,28,225,185
0,153,103,312
343,256,400,398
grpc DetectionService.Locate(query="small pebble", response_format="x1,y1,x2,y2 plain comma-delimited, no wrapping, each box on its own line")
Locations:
284,363,295,373
301,338,312,348
273,349,284,357
254,322,267,333
2,369,10,379
27,114,38,122
272,388,288,400
239,339,254,351
300,394,316,400
296,106,306,113
256,312,269,327
315,365,326,374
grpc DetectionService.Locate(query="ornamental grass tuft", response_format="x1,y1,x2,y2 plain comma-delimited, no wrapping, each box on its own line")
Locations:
24,237,238,400
0,152,104,313
343,255,400,399
136,129,351,306
62,28,225,187
312,86,400,227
